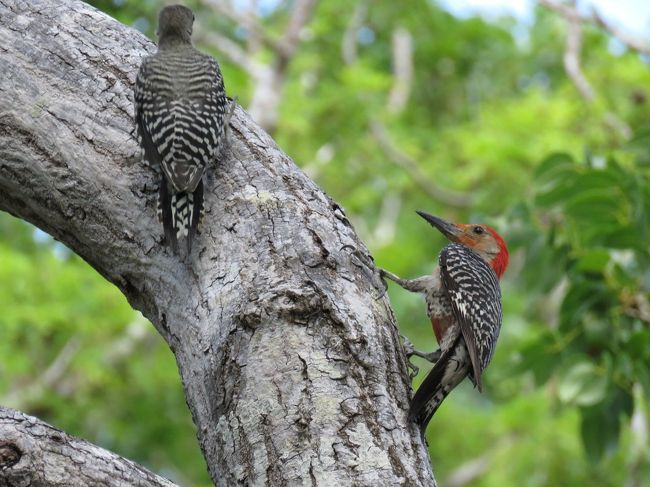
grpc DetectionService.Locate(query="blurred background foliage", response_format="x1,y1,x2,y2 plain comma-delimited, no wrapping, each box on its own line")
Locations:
1,0,649,485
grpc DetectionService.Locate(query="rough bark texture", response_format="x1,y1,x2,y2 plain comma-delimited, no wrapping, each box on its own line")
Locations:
0,0,436,485
0,407,178,487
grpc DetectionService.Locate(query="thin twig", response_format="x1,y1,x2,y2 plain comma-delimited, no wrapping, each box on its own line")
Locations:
445,435,516,487
3,318,152,409
539,0,635,138
387,27,414,114
563,4,594,101
3,336,81,408
341,2,367,65
200,0,317,131
370,121,473,208
539,0,650,55
592,10,650,54
198,31,263,77
201,0,282,53
279,0,317,61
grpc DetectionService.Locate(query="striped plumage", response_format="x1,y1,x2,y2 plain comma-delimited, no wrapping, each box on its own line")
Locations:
381,212,508,433
135,5,227,252
410,243,503,429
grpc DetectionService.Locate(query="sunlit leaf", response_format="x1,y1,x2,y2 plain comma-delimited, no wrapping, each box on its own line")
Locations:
558,361,608,406
576,249,609,273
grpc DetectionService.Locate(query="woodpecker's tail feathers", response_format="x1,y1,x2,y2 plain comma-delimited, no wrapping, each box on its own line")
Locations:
409,337,470,431
159,179,177,251
162,158,204,193
186,180,204,252
159,178,204,253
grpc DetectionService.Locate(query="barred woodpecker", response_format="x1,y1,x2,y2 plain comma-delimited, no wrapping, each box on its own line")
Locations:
381,211,509,432
134,5,228,252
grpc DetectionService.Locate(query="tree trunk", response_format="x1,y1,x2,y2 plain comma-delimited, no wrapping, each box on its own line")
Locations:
0,0,435,485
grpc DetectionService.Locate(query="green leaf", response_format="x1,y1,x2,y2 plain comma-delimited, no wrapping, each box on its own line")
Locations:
511,331,558,385
602,226,649,250
563,188,620,221
580,405,611,464
625,125,650,165
559,279,608,333
533,153,581,207
579,388,633,463
533,152,576,183
534,180,577,208
576,249,609,273
557,360,608,406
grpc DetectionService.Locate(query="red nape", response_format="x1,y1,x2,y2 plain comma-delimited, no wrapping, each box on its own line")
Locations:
485,226,509,279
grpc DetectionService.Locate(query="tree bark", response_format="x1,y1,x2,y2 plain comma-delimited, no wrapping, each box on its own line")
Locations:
0,0,435,485
0,407,178,487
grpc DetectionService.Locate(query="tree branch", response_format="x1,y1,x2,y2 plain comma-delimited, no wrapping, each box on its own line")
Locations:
201,0,283,53
278,0,317,62
199,0,317,132
0,407,177,487
4,336,81,409
387,27,414,114
197,30,264,77
592,9,650,55
539,0,633,138
562,3,594,102
0,0,435,484
341,2,367,65
539,0,650,55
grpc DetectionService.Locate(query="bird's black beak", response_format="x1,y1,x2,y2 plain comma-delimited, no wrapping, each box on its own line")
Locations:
416,210,463,242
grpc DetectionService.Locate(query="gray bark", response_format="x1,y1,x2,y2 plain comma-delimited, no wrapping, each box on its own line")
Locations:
0,407,178,487
0,0,435,485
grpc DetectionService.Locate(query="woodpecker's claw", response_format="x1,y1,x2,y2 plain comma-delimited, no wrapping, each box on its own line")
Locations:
401,336,442,379
402,335,416,356
407,362,419,379
401,336,420,379
380,268,400,284
373,271,389,300
224,96,238,143
402,336,440,364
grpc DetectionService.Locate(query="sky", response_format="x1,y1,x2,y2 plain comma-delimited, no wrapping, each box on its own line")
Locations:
438,0,650,40
244,0,650,40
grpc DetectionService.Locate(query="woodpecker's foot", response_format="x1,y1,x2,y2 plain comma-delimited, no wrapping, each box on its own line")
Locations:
402,337,441,362
401,336,420,379
224,96,239,143
402,335,416,356
373,271,389,300
223,96,239,144
402,336,441,378
380,269,435,294
377,268,398,300
407,363,419,379
412,348,441,363
405,361,419,379
379,268,401,283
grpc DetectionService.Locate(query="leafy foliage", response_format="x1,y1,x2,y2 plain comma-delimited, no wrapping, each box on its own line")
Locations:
512,147,649,465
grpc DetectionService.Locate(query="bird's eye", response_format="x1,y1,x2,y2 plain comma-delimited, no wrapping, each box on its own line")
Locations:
473,226,484,235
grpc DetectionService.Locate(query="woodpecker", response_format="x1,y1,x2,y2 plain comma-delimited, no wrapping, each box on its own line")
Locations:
134,5,228,252
381,211,509,432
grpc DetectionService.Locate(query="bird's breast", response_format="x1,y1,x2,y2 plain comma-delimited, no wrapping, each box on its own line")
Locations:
425,290,455,345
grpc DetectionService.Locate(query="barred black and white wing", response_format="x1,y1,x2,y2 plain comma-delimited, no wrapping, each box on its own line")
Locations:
134,51,227,251
439,243,503,392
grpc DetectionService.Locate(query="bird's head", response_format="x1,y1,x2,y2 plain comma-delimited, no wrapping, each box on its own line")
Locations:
416,210,509,279
157,5,195,43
